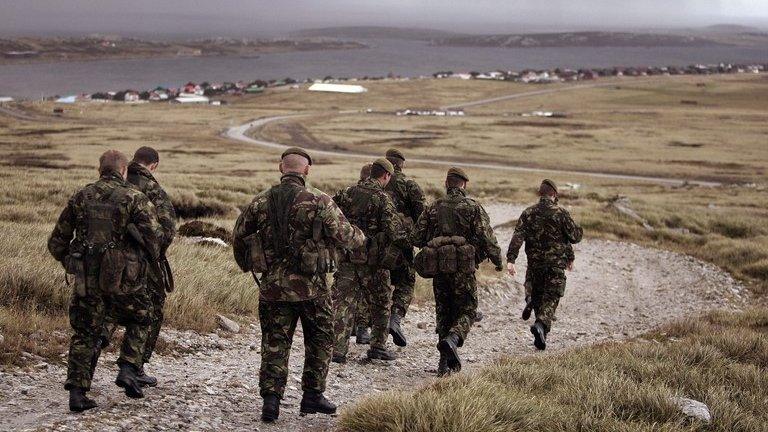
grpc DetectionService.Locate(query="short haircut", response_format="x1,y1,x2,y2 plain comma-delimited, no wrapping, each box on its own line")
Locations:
281,153,310,173
539,182,557,196
386,156,404,169
99,150,129,175
370,164,389,179
133,146,159,165
446,175,466,188
359,163,372,181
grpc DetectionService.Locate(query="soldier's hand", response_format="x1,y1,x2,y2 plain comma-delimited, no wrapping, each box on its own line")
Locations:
567,261,575,271
494,263,503,272
507,263,516,276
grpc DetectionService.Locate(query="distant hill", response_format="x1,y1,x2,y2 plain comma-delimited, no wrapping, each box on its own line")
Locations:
434,31,726,48
701,24,761,34
291,26,464,41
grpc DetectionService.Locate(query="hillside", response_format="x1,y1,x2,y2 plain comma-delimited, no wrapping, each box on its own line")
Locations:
291,25,464,41
434,31,725,48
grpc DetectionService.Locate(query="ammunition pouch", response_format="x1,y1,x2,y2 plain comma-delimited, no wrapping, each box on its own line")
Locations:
364,232,398,270
349,241,369,265
120,248,146,295
298,239,336,276
414,236,475,278
414,246,438,278
64,252,84,276
243,232,270,273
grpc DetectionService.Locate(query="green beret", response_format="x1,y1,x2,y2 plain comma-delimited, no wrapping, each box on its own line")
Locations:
447,167,469,182
541,179,558,194
373,158,394,175
385,148,405,161
281,147,312,165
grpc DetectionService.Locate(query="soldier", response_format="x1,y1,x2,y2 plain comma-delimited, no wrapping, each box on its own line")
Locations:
331,163,373,363
48,150,160,412
413,167,502,376
506,179,583,350
333,158,409,362
125,146,176,386
233,147,364,423
383,149,425,347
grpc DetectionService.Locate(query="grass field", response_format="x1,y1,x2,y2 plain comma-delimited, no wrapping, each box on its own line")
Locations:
0,74,766,368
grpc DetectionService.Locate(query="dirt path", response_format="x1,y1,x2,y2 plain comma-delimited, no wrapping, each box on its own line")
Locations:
0,203,746,432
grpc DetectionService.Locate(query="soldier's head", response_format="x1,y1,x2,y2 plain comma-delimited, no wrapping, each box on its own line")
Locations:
385,148,405,170
371,158,394,187
539,179,558,198
279,147,312,176
359,163,373,181
445,167,469,190
133,146,160,172
98,150,129,179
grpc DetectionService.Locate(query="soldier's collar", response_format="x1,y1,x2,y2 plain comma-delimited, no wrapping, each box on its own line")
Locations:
539,196,557,205
129,161,155,180
362,177,384,190
281,172,306,186
100,171,125,183
446,187,467,197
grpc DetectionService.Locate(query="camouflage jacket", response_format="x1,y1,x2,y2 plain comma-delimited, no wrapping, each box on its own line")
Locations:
333,177,410,249
126,162,176,252
506,196,583,269
385,166,425,225
413,187,502,267
48,171,161,264
233,173,364,302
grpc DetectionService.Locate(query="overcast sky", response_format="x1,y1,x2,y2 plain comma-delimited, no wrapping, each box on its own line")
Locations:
2,0,767,37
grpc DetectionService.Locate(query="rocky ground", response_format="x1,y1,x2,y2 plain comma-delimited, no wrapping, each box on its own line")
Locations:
0,204,747,432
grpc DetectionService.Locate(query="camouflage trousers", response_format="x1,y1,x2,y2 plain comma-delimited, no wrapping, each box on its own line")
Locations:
360,266,392,350
528,266,566,332
66,288,152,391
433,272,477,346
258,295,334,398
390,252,416,318
142,273,167,364
332,262,366,357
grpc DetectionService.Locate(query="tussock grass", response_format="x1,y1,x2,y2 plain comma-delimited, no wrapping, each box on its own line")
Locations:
341,309,768,432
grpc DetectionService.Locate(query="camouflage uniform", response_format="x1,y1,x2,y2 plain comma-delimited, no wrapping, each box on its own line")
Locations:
413,187,502,345
233,173,364,398
385,165,425,318
507,196,583,332
48,171,160,391
333,177,409,352
126,161,176,364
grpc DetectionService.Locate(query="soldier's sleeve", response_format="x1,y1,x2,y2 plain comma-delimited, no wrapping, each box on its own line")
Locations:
47,193,78,263
506,210,529,263
406,178,426,222
411,204,432,248
318,194,364,250
144,181,177,251
381,194,410,248
560,208,583,244
232,197,264,272
129,193,161,261
475,205,502,267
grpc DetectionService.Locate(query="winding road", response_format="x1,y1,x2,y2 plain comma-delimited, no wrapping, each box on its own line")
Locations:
223,85,722,187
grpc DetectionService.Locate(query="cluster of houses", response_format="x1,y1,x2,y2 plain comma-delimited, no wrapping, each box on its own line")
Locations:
434,62,768,84
395,108,466,117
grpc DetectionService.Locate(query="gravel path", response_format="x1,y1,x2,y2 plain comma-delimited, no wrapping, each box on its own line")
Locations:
0,203,747,432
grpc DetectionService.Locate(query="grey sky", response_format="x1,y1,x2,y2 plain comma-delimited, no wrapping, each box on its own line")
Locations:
1,0,767,37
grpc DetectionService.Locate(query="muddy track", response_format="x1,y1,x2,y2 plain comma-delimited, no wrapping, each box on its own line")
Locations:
0,204,746,432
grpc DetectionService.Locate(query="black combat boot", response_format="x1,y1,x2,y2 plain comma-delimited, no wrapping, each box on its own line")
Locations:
389,313,407,347
300,391,337,415
473,310,484,323
68,387,98,412
367,347,398,361
115,362,144,399
331,354,347,364
436,352,450,377
437,333,462,373
521,296,533,321
261,394,280,422
136,366,158,387
355,326,371,345
531,321,547,350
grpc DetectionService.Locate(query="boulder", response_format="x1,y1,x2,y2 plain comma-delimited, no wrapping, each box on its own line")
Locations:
607,196,654,231
178,220,232,244
182,236,229,248
216,314,240,333
671,397,712,423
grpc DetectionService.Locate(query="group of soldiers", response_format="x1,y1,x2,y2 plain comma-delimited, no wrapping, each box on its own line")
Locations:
48,145,582,423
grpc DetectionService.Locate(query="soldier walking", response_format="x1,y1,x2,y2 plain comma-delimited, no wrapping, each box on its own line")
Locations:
48,150,161,412
233,147,364,422
412,168,502,376
506,179,583,350
333,159,410,362
383,149,425,347
125,147,176,386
